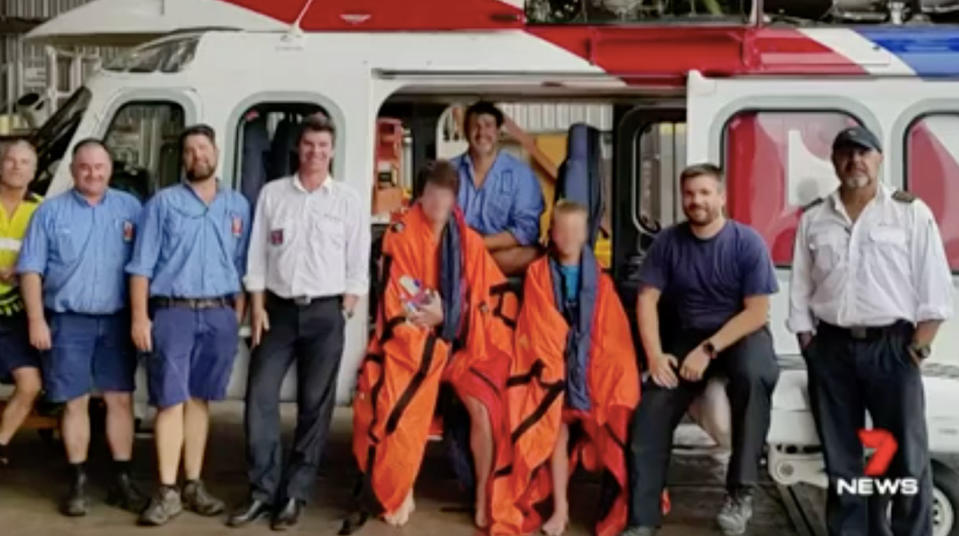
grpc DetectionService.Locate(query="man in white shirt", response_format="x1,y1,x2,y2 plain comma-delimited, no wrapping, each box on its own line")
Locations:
230,117,371,530
788,126,953,536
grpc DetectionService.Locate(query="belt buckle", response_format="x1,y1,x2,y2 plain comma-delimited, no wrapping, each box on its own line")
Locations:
293,296,311,306
850,326,868,340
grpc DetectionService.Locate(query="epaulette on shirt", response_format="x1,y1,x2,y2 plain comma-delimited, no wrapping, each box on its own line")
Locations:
801,197,824,213
892,190,916,203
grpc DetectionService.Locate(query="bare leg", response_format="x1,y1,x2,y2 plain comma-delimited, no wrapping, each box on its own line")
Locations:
155,403,184,485
102,392,134,461
0,367,42,446
463,396,493,529
383,488,416,527
542,422,570,536
182,398,209,481
62,395,91,464
492,246,540,276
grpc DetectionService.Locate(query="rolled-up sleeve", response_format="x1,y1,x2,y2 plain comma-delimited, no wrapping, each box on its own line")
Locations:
125,196,163,279
243,190,269,293
15,206,49,275
507,164,543,246
912,202,954,322
344,189,371,296
787,215,817,333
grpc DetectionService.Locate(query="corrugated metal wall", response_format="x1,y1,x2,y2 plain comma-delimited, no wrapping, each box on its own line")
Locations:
4,0,90,18
0,0,117,126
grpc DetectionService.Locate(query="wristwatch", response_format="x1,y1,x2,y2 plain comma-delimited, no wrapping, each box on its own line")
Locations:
702,341,718,359
908,342,932,361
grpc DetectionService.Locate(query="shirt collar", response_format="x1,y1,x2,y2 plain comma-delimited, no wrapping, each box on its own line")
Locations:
461,150,504,182
827,182,892,215
70,187,109,207
179,179,226,205
292,173,334,194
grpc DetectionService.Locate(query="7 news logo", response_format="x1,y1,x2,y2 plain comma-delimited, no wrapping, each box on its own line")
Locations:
837,429,919,496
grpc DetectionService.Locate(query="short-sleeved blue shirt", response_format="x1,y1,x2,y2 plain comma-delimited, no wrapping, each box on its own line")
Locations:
17,188,142,314
125,182,250,298
639,220,778,332
451,151,543,246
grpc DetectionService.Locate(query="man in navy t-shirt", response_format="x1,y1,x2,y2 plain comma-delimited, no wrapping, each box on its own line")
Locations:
622,163,780,536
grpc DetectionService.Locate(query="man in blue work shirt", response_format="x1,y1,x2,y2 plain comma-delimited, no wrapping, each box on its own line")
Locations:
126,124,250,526
451,101,544,275
17,139,145,517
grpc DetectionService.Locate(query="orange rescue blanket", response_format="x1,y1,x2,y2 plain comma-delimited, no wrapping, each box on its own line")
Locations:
352,204,517,519
490,253,640,536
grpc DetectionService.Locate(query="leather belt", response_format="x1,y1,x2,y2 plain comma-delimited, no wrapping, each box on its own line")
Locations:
151,296,233,310
268,291,339,307
818,320,909,341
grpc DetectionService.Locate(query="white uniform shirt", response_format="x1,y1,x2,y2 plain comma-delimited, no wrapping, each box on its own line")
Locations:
787,184,953,332
244,174,371,299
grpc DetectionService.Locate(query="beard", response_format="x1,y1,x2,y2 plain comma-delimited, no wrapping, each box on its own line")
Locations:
841,173,869,190
186,162,215,182
684,205,719,226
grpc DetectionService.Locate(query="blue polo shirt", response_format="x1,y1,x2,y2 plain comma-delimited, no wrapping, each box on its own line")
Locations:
125,182,250,298
639,220,779,333
452,151,543,246
17,188,142,314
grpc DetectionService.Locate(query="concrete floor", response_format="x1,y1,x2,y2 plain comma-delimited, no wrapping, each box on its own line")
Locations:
0,403,801,536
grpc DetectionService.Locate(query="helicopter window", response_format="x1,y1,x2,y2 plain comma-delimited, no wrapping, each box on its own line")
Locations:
103,101,185,201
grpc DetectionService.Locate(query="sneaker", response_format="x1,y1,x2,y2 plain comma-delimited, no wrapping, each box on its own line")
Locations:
182,479,225,516
716,491,753,535
138,486,183,526
107,472,149,513
620,527,658,536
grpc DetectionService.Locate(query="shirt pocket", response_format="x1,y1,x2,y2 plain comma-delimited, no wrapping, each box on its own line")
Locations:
808,235,845,274
866,225,910,267
53,226,79,263
112,218,135,256
162,211,185,250
316,213,346,250
223,211,244,251
487,189,514,224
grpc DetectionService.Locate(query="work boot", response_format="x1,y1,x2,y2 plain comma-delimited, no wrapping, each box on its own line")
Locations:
716,490,754,535
60,464,89,517
182,479,225,516
620,527,658,536
138,485,183,526
107,472,148,513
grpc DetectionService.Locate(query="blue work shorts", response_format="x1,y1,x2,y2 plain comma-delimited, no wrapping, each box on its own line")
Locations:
147,306,239,409
43,312,136,402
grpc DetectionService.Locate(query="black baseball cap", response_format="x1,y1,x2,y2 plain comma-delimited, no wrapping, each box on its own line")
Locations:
832,126,882,153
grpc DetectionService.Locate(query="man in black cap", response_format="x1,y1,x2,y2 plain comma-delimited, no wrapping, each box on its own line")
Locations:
787,126,953,536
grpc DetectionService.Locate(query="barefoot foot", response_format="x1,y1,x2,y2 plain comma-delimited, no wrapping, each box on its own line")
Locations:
383,490,415,527
474,496,488,529
541,506,568,536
